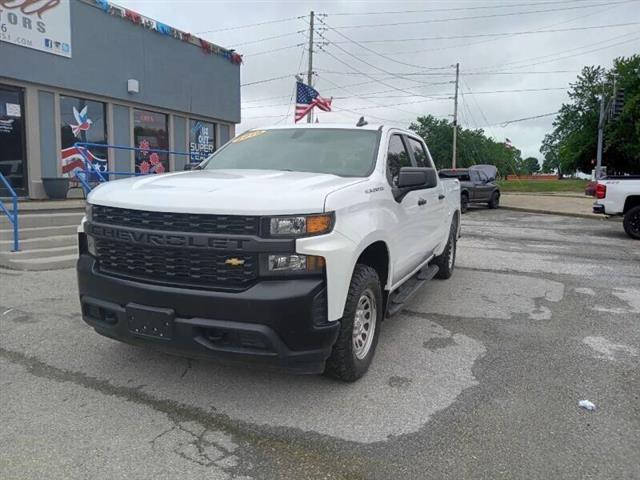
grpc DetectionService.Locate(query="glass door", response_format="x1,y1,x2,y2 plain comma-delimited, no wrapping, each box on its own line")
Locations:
0,85,27,197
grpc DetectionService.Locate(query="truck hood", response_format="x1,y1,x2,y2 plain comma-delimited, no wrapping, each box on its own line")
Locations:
87,169,365,215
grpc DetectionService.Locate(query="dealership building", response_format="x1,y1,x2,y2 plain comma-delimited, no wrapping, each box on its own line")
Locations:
0,0,241,199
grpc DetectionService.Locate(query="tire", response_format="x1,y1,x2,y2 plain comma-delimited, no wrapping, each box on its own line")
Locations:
324,264,383,382
488,191,500,209
623,205,640,240
461,193,469,213
433,216,458,279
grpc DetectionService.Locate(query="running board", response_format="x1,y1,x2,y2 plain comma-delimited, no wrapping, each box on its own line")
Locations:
386,264,439,317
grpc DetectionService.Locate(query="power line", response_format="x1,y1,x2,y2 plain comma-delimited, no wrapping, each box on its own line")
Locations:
325,0,603,16
243,43,304,57
231,30,305,48
316,69,577,76
195,16,302,34
320,46,455,99
241,74,299,87
329,1,628,29
328,1,631,59
318,17,456,71
483,112,559,127
327,22,640,44
469,31,637,71
474,35,640,71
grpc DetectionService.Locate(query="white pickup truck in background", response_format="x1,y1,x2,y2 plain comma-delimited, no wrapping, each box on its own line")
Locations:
77,124,461,381
593,176,640,239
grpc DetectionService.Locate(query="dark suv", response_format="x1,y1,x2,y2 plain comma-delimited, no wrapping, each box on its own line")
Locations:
439,165,500,213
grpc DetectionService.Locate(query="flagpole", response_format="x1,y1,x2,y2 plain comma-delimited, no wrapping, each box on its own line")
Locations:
307,10,315,123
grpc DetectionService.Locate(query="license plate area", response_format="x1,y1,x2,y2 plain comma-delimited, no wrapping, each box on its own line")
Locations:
126,304,174,340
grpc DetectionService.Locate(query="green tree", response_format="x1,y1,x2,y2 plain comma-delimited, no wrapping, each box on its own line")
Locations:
409,115,522,176
540,55,640,175
522,156,541,174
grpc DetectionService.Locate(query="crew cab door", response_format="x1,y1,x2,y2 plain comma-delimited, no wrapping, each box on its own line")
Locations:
405,136,447,255
386,134,428,283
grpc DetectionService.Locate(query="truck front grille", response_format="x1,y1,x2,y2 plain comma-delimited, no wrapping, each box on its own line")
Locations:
95,238,258,290
92,205,259,236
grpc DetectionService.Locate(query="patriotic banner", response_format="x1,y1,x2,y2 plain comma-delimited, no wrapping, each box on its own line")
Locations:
295,81,332,123
61,146,107,179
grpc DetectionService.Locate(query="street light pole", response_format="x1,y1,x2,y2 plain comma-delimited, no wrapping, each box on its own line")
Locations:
452,63,459,169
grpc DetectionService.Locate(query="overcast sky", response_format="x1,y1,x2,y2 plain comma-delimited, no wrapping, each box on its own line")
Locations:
119,0,640,160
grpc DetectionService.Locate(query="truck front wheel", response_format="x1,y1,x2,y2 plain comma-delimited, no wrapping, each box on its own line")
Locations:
623,205,640,239
433,217,458,279
325,264,383,382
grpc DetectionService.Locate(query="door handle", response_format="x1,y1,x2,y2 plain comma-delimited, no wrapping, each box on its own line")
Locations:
418,198,427,206
438,194,445,200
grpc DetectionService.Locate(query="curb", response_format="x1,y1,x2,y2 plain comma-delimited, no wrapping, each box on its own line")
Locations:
501,192,588,199
499,205,611,221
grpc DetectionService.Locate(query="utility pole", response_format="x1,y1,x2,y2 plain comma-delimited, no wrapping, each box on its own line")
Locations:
452,62,460,169
307,10,315,123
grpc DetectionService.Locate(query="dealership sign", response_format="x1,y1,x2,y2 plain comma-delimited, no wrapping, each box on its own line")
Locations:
0,0,71,57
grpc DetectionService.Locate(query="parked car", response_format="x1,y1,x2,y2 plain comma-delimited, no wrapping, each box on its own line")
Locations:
439,164,500,213
593,175,640,239
77,123,461,381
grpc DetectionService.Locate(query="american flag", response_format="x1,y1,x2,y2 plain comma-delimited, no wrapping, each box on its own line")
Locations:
295,81,332,122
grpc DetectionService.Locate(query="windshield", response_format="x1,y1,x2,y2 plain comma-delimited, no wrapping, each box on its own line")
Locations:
201,128,380,177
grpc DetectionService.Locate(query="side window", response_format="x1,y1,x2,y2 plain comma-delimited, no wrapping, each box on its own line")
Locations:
386,135,411,186
407,137,429,168
469,170,480,183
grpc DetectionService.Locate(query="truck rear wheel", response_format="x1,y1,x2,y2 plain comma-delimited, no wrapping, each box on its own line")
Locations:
623,205,640,239
325,264,382,382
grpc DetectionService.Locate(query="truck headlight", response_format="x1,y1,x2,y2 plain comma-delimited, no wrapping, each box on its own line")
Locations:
262,254,325,275
269,213,334,237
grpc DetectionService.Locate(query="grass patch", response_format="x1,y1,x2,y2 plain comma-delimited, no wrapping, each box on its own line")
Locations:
497,179,588,193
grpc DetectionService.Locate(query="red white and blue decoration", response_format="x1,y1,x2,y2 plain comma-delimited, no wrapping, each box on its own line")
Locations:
70,106,93,137
61,146,107,178
295,81,332,123
91,0,242,64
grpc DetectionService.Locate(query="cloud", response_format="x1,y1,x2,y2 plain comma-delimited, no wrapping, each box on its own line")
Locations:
118,0,640,160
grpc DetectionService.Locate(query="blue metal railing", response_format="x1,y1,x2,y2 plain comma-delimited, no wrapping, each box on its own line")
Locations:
73,142,192,195
0,172,19,252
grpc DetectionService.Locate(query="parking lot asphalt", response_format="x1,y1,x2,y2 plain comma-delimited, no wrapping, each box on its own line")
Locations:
1,209,639,480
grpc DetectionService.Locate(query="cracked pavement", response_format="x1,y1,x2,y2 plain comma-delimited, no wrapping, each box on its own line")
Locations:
1,209,639,479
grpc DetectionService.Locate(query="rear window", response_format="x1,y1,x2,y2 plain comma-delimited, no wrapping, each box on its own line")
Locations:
440,170,470,181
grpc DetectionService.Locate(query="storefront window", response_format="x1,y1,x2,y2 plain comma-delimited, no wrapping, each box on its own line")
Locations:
60,96,108,178
189,119,216,163
134,109,168,174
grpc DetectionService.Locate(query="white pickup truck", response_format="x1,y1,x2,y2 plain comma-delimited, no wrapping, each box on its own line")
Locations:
77,124,461,381
593,176,640,239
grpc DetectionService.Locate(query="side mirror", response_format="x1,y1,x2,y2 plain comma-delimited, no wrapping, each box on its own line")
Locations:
394,167,438,201
397,167,437,188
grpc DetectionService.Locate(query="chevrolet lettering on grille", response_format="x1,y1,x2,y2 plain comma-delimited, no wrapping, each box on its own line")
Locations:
88,224,250,250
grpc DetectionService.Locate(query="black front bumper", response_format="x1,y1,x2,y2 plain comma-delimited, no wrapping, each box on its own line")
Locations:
77,255,339,374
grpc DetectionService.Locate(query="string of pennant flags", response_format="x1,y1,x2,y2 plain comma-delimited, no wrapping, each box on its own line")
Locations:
90,0,243,65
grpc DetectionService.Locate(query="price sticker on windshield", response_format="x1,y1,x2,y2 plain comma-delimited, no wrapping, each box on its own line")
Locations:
232,130,266,143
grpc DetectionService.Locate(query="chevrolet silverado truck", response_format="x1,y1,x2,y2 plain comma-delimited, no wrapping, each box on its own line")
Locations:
77,124,461,381
593,176,640,239
438,165,500,213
